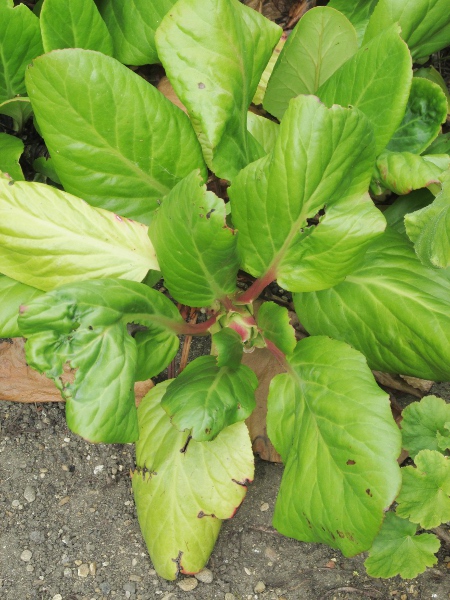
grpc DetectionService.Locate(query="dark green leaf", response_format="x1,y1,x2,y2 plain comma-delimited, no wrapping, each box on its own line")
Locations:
213,328,243,370
18,280,183,443
0,97,33,132
161,355,257,441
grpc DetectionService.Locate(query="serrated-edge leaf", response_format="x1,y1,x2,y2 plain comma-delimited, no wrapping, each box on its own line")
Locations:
401,395,450,459
0,178,158,291
133,380,254,579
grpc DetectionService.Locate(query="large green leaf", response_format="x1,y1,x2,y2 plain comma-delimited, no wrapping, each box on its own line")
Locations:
133,381,254,580
0,133,24,181
405,176,450,269
0,178,158,291
386,77,448,155
96,0,176,65
396,450,450,529
0,274,43,337
364,0,450,60
40,0,113,54
317,26,412,156
294,228,450,380
264,7,358,120
267,336,401,556
401,395,450,459
364,513,440,579
149,170,239,307
0,1,43,103
327,0,379,44
161,355,257,442
373,152,450,195
155,0,281,180
25,49,206,225
229,95,384,292
18,280,183,443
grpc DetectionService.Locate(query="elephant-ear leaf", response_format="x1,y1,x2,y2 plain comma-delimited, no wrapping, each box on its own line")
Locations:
160,355,257,442
133,381,254,579
18,280,183,443
267,336,401,556
155,0,281,180
25,49,206,225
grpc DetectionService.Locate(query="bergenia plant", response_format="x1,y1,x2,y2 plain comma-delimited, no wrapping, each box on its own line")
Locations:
1,0,450,581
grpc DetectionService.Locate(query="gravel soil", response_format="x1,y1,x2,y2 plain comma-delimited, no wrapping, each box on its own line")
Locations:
1,381,450,600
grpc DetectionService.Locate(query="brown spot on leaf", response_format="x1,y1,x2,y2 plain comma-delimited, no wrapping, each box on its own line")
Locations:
206,208,215,219
337,530,345,538
115,214,123,221
197,511,216,519
346,459,356,465
366,489,373,497
198,82,205,89
180,435,192,454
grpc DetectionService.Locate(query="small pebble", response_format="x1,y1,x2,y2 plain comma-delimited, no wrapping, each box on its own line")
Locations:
23,485,36,503
225,594,236,600
63,568,72,578
20,550,32,562
12,500,20,508
58,496,70,506
89,562,97,576
260,502,269,512
77,564,90,578
254,581,266,593
130,574,142,582
244,567,251,575
264,547,277,562
26,565,34,572
132,557,138,566
93,465,104,475
52,595,63,600
177,578,198,592
195,568,213,583
124,582,136,594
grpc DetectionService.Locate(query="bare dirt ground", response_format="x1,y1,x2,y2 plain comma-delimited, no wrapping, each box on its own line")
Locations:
1,380,450,600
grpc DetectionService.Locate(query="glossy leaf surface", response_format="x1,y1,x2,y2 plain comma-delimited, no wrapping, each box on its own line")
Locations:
25,49,206,224
264,7,358,120
294,229,450,380
256,302,296,356
0,133,24,181
149,170,239,307
246,113,279,155
18,280,182,443
156,0,281,180
364,0,450,60
374,152,449,195
229,95,384,292
365,513,439,578
0,178,158,291
386,77,448,155
133,381,254,579
267,337,401,556
41,0,112,54
0,274,43,337
405,177,450,268
397,450,450,529
161,356,257,442
96,0,176,65
0,1,43,103
401,395,450,459
318,26,412,156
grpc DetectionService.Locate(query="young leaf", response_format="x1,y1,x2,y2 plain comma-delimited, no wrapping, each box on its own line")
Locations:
133,381,254,579
229,95,384,293
155,0,281,180
40,0,113,54
264,7,358,120
246,112,279,155
213,328,243,370
0,178,158,291
18,280,183,443
327,0,379,44
0,274,43,337
374,152,450,195
95,0,177,66
405,177,450,269
364,0,450,61
386,78,448,155
396,450,450,529
0,97,33,133
401,395,450,459
294,229,450,380
0,2,43,103
318,26,412,156
161,355,257,442
364,513,440,579
383,189,434,235
267,336,401,556
25,49,206,225
149,170,239,307
415,66,450,114
0,133,24,181
256,302,296,356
